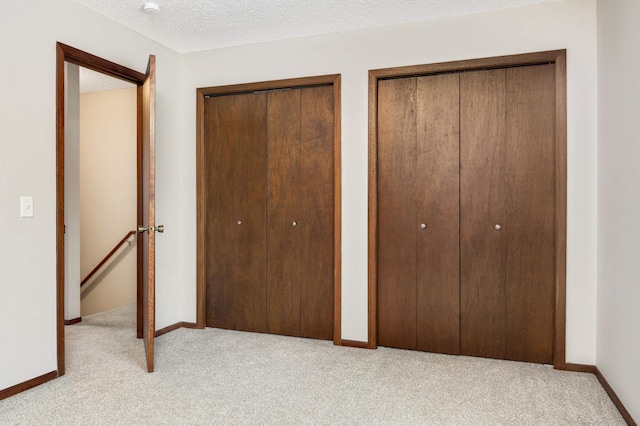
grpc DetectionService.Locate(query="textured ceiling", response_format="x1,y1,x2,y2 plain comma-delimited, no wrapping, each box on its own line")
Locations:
79,67,136,93
70,0,562,54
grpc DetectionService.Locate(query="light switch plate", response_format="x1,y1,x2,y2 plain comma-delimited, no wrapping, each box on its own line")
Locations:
20,196,33,218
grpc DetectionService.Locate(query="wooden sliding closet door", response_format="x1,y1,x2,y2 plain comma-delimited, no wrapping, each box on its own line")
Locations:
204,93,268,333
204,82,335,340
416,74,460,354
377,75,460,353
298,86,335,340
267,89,303,336
503,64,555,364
267,86,335,339
460,65,555,364
459,69,508,359
376,62,556,364
377,77,418,350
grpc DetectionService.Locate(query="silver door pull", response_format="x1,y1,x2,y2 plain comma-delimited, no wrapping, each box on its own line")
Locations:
420,223,427,230
495,224,501,230
236,220,242,226
292,221,297,227
138,225,164,233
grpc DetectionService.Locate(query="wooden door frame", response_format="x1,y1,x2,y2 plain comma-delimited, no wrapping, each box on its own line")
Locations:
56,42,147,376
195,74,342,344
367,50,568,369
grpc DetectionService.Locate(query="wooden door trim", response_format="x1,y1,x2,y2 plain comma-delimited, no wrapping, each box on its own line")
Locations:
553,53,568,369
196,74,342,344
56,43,146,376
368,50,567,368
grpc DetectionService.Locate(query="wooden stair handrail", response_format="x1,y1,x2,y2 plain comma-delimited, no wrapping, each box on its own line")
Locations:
81,230,136,287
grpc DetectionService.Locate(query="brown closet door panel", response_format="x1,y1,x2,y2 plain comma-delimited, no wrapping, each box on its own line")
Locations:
299,86,334,340
508,172,555,228
377,77,418,350
267,89,303,337
204,96,235,329
205,93,268,332
505,65,556,174
460,69,507,359
233,222,268,333
505,64,555,363
505,228,554,363
233,94,269,333
415,74,461,355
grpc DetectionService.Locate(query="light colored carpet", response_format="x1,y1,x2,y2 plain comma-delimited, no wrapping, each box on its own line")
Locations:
0,304,624,425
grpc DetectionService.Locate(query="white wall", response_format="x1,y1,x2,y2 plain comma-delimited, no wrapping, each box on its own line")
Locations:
597,0,640,420
64,63,81,321
0,0,183,391
79,87,137,317
180,0,598,363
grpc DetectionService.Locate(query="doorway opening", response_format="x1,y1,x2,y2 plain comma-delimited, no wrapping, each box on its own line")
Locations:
56,43,157,375
69,67,138,319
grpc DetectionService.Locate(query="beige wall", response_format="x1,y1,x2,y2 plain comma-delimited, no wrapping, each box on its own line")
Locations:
79,87,137,316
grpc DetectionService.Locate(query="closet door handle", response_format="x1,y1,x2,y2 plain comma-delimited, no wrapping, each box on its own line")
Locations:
138,225,164,233
495,224,501,230
291,221,297,227
236,220,242,226
420,223,427,230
